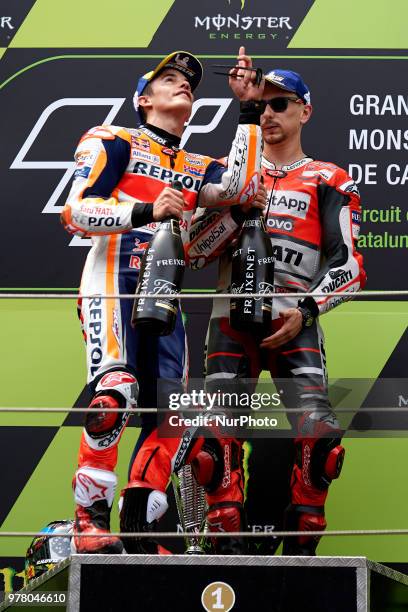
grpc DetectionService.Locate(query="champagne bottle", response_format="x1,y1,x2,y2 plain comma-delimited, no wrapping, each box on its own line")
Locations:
132,181,185,336
229,206,275,336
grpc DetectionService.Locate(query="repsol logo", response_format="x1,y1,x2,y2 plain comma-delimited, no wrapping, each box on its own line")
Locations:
195,222,227,253
322,270,353,292
88,297,103,376
271,245,303,266
89,216,122,227
269,190,311,219
267,216,294,232
133,162,202,192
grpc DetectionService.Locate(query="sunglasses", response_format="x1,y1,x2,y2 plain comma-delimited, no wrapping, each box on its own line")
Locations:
264,96,303,113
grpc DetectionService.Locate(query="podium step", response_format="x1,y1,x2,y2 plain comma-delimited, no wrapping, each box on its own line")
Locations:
1,555,408,611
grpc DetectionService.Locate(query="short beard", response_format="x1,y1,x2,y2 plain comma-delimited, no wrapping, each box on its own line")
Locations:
263,132,286,145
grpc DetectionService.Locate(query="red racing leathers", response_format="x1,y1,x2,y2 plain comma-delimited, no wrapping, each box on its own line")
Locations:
187,155,366,554
61,113,262,554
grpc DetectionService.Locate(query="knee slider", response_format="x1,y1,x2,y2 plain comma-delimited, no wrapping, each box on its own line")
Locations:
296,437,345,490
191,443,220,491
85,370,138,445
85,391,125,439
192,438,241,493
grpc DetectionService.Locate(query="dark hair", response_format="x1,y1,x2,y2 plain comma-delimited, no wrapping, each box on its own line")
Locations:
143,82,154,96
138,82,154,122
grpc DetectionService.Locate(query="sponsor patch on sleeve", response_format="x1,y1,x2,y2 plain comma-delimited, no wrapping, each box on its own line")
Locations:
75,149,98,167
339,179,360,196
352,210,361,224
74,166,92,179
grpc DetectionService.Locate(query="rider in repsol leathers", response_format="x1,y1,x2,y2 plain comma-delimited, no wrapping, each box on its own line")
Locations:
187,68,366,555
61,49,265,554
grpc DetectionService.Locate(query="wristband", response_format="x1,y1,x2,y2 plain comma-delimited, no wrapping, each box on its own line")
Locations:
239,100,266,125
297,296,319,329
131,202,154,228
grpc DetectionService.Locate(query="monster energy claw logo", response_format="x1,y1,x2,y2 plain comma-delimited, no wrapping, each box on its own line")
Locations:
228,0,246,9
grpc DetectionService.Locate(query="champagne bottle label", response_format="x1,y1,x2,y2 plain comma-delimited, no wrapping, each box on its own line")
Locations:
132,180,186,335
242,219,263,229
230,209,274,334
159,218,182,237
135,246,184,314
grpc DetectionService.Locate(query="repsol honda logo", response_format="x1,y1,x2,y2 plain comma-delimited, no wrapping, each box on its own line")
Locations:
322,270,353,292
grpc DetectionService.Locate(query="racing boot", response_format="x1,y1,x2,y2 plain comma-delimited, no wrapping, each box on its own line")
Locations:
72,466,123,554
283,411,345,555
192,437,247,554
120,480,169,554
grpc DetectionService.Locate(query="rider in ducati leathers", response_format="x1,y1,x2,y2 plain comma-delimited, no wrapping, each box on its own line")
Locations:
61,49,264,554
187,68,366,555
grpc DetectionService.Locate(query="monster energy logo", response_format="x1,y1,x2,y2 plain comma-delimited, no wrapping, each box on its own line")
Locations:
194,14,292,38
0,566,27,593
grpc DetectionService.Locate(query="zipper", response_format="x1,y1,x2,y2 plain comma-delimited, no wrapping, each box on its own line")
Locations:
264,168,288,221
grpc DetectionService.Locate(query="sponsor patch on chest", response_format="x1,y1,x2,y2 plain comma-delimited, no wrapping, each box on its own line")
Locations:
268,190,311,219
131,149,160,164
131,135,150,151
132,161,203,192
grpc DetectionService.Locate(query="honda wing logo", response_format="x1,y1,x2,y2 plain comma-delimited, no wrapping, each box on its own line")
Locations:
10,97,232,247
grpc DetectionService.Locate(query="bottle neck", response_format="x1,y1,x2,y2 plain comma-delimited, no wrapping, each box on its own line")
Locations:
247,207,261,221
